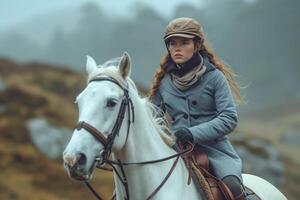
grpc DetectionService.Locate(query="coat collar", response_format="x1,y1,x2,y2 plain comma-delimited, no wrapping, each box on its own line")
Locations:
160,55,216,97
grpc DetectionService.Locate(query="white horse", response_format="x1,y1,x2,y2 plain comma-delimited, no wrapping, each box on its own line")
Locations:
63,52,287,200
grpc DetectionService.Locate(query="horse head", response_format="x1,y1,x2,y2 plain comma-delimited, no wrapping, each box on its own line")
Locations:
63,52,134,181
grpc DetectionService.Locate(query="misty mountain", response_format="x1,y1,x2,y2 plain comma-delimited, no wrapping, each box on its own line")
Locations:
3,5,81,46
0,0,299,113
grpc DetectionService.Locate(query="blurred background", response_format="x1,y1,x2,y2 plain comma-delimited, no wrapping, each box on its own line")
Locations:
0,0,299,199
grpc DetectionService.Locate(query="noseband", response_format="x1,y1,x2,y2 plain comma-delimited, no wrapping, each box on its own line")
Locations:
75,76,134,163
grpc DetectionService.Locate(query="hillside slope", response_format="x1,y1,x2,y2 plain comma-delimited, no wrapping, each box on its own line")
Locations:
0,59,114,200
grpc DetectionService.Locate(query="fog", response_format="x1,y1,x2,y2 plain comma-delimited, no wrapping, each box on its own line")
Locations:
0,0,299,112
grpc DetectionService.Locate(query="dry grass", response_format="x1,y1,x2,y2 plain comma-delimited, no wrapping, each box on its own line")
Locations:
237,108,300,200
0,59,114,200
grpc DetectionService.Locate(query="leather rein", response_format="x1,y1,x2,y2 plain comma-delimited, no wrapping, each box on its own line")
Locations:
75,76,194,200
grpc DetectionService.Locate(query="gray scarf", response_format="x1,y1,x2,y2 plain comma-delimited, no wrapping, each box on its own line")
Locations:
171,55,206,91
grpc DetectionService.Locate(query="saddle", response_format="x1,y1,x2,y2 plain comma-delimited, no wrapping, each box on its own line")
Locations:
177,142,235,200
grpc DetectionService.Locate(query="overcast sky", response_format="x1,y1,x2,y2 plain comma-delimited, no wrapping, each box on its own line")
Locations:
0,0,204,30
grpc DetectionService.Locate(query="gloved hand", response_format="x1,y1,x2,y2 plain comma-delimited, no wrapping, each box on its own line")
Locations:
174,127,194,145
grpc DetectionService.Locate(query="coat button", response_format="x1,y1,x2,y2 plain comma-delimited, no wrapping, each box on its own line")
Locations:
192,100,197,105
183,114,188,119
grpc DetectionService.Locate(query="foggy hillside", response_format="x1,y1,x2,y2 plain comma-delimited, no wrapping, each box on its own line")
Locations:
0,0,299,113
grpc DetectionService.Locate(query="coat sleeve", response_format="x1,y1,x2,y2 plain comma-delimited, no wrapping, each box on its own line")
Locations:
150,89,166,117
188,72,238,143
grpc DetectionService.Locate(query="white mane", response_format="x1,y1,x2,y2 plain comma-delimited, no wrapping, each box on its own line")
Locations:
143,98,174,146
126,76,174,147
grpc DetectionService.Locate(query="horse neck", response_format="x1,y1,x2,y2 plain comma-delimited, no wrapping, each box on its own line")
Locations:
113,97,189,199
122,98,174,161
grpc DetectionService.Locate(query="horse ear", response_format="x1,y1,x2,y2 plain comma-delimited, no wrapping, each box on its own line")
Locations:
86,55,98,75
118,52,131,79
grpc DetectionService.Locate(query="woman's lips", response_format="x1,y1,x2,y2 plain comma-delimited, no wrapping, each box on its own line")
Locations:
174,54,183,58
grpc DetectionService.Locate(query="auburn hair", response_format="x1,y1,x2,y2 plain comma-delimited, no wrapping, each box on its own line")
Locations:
148,37,245,105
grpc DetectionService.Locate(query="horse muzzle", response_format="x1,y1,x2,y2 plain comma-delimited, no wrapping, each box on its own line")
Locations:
63,152,94,181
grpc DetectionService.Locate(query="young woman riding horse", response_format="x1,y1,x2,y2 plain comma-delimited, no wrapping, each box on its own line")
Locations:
148,17,246,200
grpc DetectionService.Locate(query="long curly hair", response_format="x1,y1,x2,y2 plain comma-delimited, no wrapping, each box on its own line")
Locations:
148,32,244,105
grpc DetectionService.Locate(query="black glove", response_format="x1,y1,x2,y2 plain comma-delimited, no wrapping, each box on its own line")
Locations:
174,127,194,144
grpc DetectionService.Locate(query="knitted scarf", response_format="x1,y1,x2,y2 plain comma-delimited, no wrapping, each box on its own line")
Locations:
165,52,206,91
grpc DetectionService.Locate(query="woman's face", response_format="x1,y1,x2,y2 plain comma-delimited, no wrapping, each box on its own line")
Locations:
168,37,197,64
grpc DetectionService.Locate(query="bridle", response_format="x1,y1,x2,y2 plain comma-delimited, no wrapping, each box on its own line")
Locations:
74,76,194,200
76,76,134,164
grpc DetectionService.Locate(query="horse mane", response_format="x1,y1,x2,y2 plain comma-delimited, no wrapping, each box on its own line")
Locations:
100,56,123,69
127,77,174,147
143,99,174,147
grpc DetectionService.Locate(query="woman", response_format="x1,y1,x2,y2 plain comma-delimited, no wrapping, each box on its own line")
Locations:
148,17,246,200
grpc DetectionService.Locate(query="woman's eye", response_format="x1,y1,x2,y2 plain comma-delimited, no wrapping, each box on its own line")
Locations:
107,99,117,108
169,41,175,46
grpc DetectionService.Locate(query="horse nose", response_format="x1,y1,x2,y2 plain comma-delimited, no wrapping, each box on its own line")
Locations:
76,152,87,166
64,152,87,168
64,153,77,168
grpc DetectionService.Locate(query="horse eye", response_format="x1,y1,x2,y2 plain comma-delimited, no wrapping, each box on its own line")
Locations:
107,99,117,108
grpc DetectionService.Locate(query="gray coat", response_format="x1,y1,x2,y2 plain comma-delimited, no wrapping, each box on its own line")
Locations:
152,58,242,181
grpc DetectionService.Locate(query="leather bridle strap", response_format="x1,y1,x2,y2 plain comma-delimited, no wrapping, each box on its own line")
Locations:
146,156,179,200
76,121,108,146
84,181,104,200
101,95,129,160
90,77,125,91
104,142,194,166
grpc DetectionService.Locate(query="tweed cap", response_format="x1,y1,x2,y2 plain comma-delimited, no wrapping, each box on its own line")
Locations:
164,17,203,41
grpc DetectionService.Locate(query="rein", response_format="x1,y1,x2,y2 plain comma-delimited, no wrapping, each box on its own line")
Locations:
91,143,194,200
102,143,194,200
75,76,194,200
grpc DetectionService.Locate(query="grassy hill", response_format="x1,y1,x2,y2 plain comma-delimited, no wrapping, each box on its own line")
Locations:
0,59,114,200
237,107,300,199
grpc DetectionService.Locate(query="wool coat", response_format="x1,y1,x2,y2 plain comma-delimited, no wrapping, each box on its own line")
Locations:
152,57,242,181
